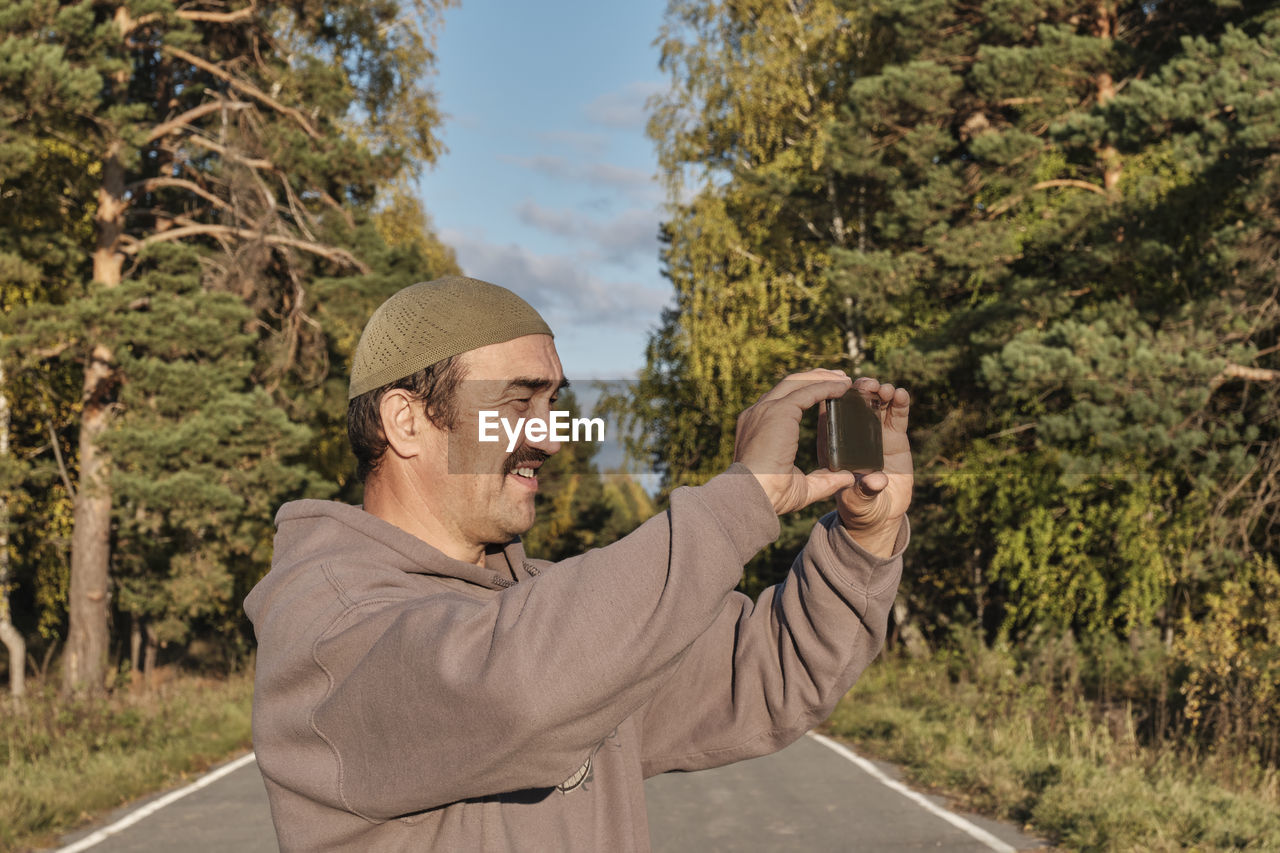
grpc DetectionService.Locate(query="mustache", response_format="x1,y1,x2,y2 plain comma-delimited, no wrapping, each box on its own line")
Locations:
502,446,550,475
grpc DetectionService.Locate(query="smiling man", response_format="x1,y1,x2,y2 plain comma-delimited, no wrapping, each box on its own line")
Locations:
245,275,914,851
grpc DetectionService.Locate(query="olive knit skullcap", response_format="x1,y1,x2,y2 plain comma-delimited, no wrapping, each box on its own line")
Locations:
348,276,553,399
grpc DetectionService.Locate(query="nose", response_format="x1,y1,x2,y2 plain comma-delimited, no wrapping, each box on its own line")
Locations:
532,412,563,458
527,407,562,458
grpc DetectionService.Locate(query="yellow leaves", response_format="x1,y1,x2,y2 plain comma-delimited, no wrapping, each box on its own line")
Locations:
1174,554,1280,745
652,0,853,179
543,472,580,546
372,190,460,279
41,137,97,175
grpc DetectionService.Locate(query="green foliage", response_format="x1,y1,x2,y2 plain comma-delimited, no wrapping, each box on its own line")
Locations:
4,243,316,647
625,0,858,490
638,0,1280,764
0,0,457,671
0,136,90,642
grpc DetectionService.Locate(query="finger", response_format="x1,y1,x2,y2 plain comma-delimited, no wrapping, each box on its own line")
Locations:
891,386,911,412
756,370,850,405
772,377,855,415
756,372,849,408
851,377,899,412
883,387,912,441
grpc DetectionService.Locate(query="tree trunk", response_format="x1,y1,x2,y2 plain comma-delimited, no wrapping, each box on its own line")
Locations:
143,622,158,691
0,360,25,700
130,614,142,673
64,363,114,695
0,621,24,700
63,147,125,697
1094,3,1123,193
891,598,930,659
128,613,143,689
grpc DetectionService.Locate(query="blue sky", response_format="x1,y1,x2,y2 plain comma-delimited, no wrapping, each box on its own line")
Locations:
416,0,673,381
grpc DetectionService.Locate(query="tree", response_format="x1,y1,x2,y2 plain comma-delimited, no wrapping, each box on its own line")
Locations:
633,0,858,490
0,0,452,693
822,0,1280,640
638,0,1280,652
0,137,91,695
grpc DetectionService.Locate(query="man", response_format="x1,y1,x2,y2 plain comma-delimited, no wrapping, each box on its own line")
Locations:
246,275,913,851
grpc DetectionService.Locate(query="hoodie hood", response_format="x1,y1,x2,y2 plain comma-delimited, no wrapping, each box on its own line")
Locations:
245,499,532,628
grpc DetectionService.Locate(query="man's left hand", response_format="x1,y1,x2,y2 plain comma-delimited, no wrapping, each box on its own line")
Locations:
818,378,913,557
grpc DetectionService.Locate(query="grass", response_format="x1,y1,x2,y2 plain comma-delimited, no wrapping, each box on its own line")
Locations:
823,646,1280,852
0,671,254,852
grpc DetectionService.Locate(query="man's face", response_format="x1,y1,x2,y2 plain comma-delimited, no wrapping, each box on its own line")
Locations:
419,334,565,551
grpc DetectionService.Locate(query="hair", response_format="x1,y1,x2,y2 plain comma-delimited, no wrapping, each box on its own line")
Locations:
347,355,467,482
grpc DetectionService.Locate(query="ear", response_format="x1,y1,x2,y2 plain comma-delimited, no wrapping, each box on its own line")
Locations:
380,389,425,460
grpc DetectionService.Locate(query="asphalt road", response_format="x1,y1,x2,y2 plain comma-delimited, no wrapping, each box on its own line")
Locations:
53,735,1046,852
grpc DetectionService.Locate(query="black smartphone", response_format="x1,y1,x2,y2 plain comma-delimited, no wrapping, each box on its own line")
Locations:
825,388,883,473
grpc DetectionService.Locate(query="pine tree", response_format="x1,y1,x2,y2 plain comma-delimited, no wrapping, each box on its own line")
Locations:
640,0,1280,644
0,0,452,693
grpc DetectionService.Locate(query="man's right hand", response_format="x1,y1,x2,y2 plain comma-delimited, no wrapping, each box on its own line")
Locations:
733,369,858,515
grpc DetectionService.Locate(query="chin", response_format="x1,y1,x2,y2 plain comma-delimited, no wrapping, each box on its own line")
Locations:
486,513,537,546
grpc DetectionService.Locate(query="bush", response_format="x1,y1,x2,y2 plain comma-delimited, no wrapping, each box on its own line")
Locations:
1174,554,1280,768
825,628,1280,851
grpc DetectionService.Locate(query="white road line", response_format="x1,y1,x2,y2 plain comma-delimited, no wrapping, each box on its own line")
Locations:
807,733,1017,853
55,751,259,853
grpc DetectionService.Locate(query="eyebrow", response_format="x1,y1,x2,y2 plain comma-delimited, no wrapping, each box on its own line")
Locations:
503,377,570,395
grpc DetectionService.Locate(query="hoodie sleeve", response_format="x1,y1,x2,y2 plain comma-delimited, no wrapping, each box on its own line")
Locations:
637,508,908,776
308,464,780,820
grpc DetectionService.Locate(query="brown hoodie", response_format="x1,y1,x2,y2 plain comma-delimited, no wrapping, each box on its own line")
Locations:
245,464,907,851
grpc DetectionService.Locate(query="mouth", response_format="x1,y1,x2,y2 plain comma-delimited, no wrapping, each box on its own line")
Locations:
506,463,541,490
503,447,550,489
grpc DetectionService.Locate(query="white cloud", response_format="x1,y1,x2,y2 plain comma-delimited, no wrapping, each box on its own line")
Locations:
514,201,580,239
499,154,659,202
584,81,665,130
440,227,669,329
585,163,658,196
500,154,574,180
535,129,610,156
515,201,660,266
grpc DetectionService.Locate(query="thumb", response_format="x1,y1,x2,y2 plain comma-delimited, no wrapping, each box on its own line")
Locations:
836,471,890,525
804,468,857,504
854,471,889,496
841,472,888,509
